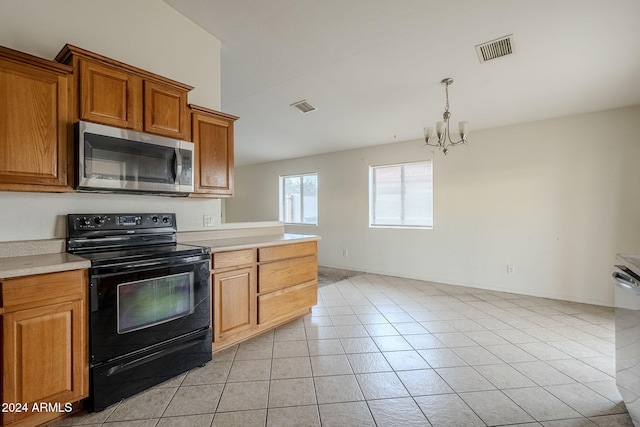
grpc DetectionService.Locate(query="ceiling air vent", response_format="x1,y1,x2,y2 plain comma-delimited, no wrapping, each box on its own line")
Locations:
475,34,515,63
290,100,317,114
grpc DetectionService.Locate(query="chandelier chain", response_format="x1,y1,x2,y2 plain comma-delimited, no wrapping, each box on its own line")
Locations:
444,82,450,114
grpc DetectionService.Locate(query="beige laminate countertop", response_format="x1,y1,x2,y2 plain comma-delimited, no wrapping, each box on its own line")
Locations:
0,252,91,280
0,233,318,279
183,233,320,253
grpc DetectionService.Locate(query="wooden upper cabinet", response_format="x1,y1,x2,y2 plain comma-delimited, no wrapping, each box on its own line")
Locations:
190,105,238,197
144,80,188,138
79,59,138,129
56,44,192,139
0,46,73,192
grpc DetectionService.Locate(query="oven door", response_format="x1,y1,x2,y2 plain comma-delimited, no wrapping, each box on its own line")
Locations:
89,253,210,364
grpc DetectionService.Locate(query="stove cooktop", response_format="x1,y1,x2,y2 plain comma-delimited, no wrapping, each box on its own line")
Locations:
66,213,209,267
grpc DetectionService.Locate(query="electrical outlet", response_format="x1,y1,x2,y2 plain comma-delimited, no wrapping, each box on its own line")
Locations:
506,265,515,275
203,215,215,227
343,250,349,257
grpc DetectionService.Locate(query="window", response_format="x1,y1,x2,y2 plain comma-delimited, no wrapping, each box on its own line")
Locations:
370,161,433,228
279,173,318,225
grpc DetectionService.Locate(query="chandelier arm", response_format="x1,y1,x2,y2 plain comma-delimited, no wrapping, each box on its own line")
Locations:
424,135,441,148
442,118,463,147
425,140,441,148
448,140,466,147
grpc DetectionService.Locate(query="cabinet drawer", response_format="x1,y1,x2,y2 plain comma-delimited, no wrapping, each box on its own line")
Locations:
258,281,317,325
258,255,317,294
1,270,86,309
258,241,317,262
212,249,256,270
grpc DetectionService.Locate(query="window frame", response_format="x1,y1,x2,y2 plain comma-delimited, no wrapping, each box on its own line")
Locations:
278,172,318,226
369,160,433,229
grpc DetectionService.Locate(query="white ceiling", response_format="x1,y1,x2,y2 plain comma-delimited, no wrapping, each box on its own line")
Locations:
164,0,640,166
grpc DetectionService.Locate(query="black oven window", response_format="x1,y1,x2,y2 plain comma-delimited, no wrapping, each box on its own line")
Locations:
117,272,195,334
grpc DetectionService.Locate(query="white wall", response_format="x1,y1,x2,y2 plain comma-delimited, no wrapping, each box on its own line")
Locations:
227,106,640,306
0,0,223,241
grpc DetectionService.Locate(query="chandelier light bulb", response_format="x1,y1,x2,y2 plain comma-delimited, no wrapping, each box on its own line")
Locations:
459,121,469,140
436,121,446,141
423,127,433,144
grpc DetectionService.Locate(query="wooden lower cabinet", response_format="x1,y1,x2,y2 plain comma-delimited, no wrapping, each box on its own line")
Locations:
211,241,318,351
212,267,257,342
0,269,88,426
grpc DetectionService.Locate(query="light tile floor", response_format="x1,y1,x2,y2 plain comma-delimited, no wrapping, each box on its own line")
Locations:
53,274,634,426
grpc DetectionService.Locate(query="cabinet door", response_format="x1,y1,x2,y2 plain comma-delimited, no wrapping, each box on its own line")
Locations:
212,267,256,342
79,59,139,129
0,53,70,191
2,299,86,425
144,81,188,139
191,109,237,197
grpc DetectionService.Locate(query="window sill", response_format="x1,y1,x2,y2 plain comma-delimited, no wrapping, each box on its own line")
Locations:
369,225,433,230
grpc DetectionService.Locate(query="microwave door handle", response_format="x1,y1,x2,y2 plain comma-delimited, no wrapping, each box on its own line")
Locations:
173,148,183,183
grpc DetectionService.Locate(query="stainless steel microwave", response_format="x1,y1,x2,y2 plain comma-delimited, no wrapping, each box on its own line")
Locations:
76,121,194,195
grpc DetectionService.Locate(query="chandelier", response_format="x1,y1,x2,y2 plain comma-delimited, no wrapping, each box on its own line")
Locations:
424,78,469,155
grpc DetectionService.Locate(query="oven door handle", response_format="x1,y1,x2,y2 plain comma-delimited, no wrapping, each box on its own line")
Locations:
91,256,209,278
613,271,640,294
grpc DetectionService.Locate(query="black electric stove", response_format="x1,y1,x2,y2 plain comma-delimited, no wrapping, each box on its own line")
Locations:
67,213,212,411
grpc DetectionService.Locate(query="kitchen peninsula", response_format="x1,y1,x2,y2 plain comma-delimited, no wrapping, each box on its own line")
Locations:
180,223,320,350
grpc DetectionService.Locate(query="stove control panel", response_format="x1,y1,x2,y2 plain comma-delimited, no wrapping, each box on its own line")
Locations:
67,213,176,233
